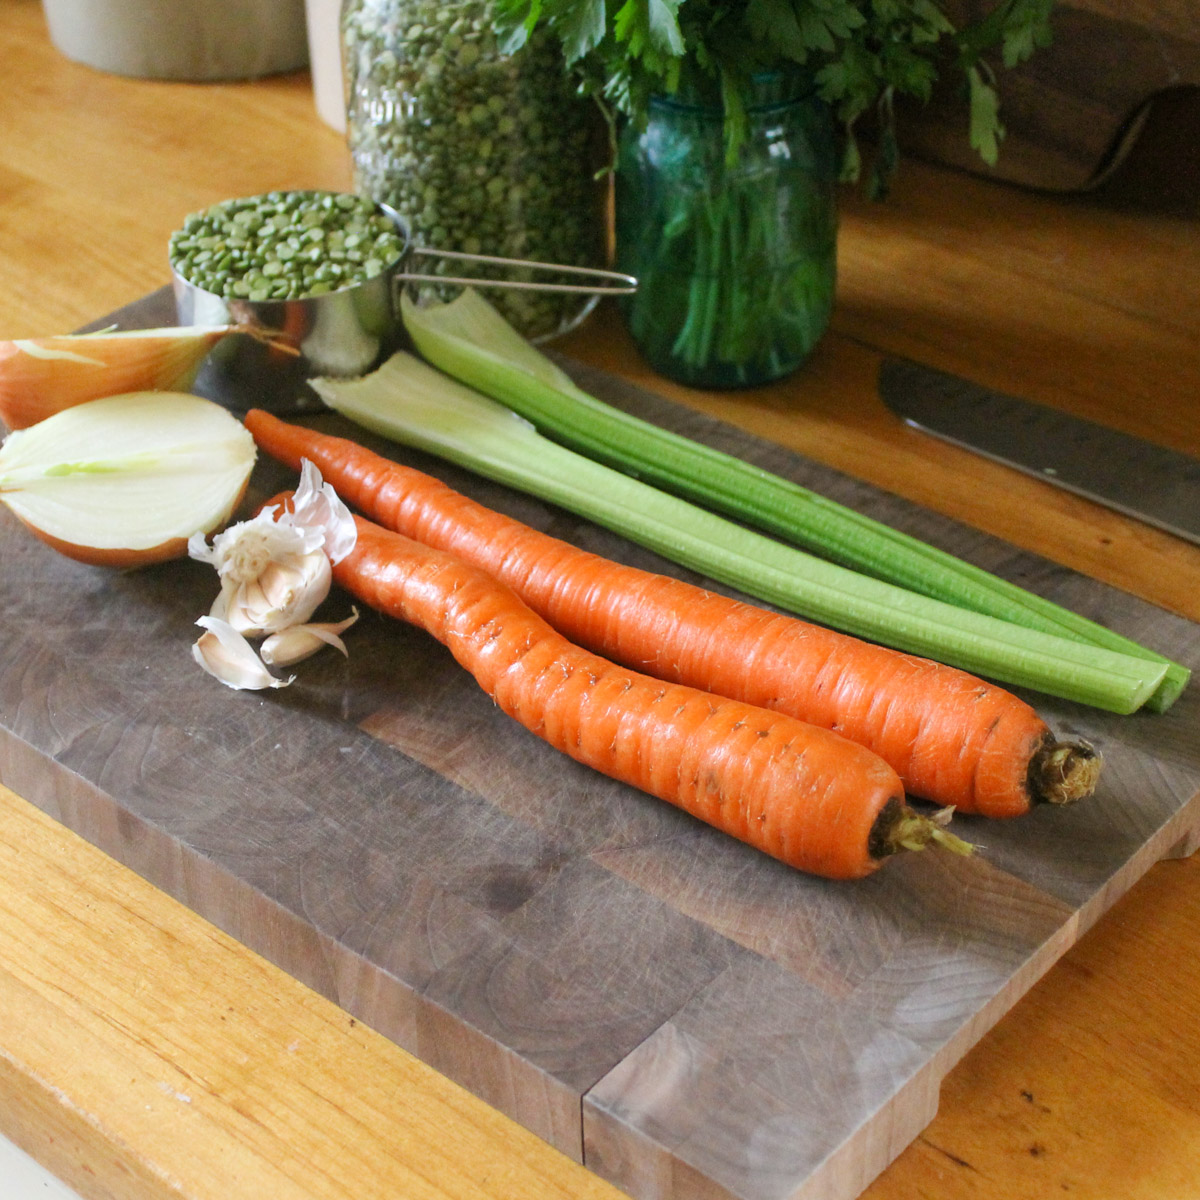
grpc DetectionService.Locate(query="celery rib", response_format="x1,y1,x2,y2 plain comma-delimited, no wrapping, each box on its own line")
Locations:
313,353,1169,715
401,290,1188,712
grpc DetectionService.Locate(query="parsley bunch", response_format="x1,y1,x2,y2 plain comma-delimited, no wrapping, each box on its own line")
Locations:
496,0,1055,194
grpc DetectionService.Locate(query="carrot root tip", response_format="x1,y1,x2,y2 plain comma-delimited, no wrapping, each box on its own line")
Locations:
873,801,976,861
1030,738,1103,807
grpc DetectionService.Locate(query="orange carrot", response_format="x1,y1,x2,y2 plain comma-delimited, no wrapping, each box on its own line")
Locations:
247,411,1100,818
273,499,964,880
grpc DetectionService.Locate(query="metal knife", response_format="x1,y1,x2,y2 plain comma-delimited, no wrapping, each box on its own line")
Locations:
878,356,1200,547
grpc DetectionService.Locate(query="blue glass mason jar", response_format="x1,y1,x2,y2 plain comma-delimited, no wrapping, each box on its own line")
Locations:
614,72,839,388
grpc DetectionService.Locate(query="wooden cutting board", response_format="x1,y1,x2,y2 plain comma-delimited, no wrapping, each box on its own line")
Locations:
895,1,1200,197
2,290,1199,1200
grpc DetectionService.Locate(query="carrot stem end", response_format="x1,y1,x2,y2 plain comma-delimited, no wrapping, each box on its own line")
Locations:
1030,738,1103,806
875,802,976,860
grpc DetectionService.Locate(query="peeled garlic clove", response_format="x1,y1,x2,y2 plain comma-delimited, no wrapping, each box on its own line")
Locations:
260,609,360,667
192,616,294,691
0,391,256,568
0,326,239,430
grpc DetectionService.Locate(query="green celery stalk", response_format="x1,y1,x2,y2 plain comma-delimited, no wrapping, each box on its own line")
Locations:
312,352,1169,715
400,289,1189,711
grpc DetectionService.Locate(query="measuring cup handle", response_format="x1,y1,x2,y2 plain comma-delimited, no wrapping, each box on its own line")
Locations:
394,246,637,296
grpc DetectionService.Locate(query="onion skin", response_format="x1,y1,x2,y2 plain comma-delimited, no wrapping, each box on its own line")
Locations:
20,525,194,569
0,328,233,430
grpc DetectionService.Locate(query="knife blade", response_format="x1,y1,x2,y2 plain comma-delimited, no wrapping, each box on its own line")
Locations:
878,356,1200,547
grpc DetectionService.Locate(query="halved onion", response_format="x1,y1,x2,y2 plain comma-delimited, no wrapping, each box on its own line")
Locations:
0,391,256,567
0,326,238,430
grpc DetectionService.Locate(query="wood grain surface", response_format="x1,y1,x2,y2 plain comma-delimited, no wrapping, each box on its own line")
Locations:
2,1,1200,1199
894,1,1200,194
3,285,1200,1200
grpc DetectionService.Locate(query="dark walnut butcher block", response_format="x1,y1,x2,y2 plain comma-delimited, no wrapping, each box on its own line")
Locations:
2,290,1199,1200
897,0,1200,199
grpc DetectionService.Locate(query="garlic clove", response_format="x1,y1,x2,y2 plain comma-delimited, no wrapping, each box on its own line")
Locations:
257,552,332,622
260,608,360,667
192,616,294,690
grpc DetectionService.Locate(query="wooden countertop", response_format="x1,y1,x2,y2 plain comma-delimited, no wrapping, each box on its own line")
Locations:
2,1,1199,1197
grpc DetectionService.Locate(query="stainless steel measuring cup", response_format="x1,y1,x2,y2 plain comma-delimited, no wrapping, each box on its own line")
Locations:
171,193,636,414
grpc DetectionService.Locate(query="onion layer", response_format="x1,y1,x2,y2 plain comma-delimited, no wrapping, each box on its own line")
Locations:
0,391,256,567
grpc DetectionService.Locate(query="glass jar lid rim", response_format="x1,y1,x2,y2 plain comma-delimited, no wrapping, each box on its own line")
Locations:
648,70,820,115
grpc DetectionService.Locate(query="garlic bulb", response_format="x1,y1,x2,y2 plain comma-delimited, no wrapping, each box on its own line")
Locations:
189,460,358,690
208,526,332,636
189,460,356,635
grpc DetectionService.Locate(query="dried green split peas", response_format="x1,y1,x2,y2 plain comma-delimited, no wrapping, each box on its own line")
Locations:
169,190,406,301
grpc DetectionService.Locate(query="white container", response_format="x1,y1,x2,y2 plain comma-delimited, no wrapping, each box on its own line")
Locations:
305,0,346,132
41,0,309,81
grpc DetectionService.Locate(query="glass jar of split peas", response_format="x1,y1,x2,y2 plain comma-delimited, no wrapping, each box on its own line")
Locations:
340,0,609,341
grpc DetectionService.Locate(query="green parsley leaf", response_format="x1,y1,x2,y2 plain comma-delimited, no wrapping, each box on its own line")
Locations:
499,0,1056,189
967,65,1003,165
